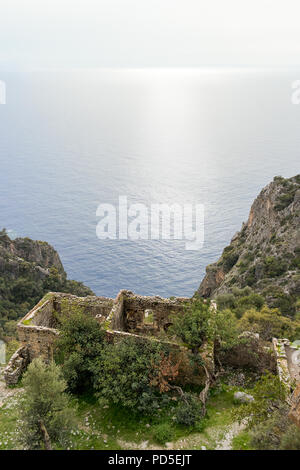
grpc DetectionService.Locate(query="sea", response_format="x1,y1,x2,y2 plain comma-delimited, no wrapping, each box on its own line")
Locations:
0,67,299,297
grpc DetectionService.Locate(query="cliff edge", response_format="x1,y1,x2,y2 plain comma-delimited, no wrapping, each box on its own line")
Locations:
197,175,300,315
0,230,93,338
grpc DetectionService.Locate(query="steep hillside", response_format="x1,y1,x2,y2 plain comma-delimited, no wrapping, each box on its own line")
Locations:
0,229,93,338
197,175,300,315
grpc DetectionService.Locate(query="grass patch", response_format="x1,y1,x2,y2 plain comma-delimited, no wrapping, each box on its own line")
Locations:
232,430,252,450
0,381,246,450
0,400,20,449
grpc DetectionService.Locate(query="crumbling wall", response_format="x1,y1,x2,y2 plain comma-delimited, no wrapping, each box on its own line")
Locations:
16,292,114,367
32,299,55,328
119,290,188,335
8,289,201,387
284,343,300,383
109,291,126,331
53,293,114,322
218,335,276,374
272,338,300,390
4,346,29,385
289,384,300,428
18,324,58,362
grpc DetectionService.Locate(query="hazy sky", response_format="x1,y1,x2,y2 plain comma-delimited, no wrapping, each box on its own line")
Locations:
1,0,300,68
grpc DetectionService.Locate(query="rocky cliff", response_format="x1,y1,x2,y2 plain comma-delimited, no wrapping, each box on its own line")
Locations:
0,231,65,281
0,229,93,338
197,175,300,315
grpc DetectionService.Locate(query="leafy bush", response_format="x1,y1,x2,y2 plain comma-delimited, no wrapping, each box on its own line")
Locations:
263,256,288,277
214,309,240,351
250,403,300,450
223,252,239,273
43,267,93,297
169,299,213,352
290,254,300,270
152,423,175,444
11,278,41,303
272,293,296,316
55,308,105,392
18,358,75,450
216,293,236,311
170,300,239,357
94,338,173,414
280,424,300,450
233,372,287,426
275,187,297,211
216,288,264,318
175,394,204,427
238,306,300,341
250,405,289,450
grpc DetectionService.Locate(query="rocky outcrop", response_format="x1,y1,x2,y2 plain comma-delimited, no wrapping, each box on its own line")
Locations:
197,175,300,313
0,230,65,281
0,230,94,339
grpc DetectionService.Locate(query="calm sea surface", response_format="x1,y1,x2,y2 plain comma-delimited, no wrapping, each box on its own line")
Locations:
0,68,299,297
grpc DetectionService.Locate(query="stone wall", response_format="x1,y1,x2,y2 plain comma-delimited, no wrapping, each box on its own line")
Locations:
289,384,300,428
272,338,300,428
16,292,115,365
13,290,189,368
272,338,300,390
116,290,188,335
272,338,291,388
4,346,29,385
53,293,114,322
18,324,58,362
5,289,192,385
109,290,126,331
31,299,55,328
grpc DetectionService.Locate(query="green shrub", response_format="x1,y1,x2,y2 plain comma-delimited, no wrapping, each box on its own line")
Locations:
217,294,236,311
235,293,264,314
169,299,213,352
290,254,300,270
152,423,175,444
238,306,300,341
193,419,207,433
275,190,297,211
273,293,296,316
263,256,288,277
18,358,76,450
55,308,105,392
233,372,287,426
10,278,40,303
223,252,239,272
250,405,289,450
250,405,300,450
94,338,172,414
170,299,239,354
280,424,300,450
175,394,204,427
216,289,264,318
243,270,256,287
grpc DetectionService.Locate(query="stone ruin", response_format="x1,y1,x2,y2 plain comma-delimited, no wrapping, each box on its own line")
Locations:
272,338,300,388
4,289,214,386
4,290,300,428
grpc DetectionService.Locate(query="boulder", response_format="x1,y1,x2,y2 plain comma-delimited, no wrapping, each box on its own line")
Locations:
234,391,254,403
